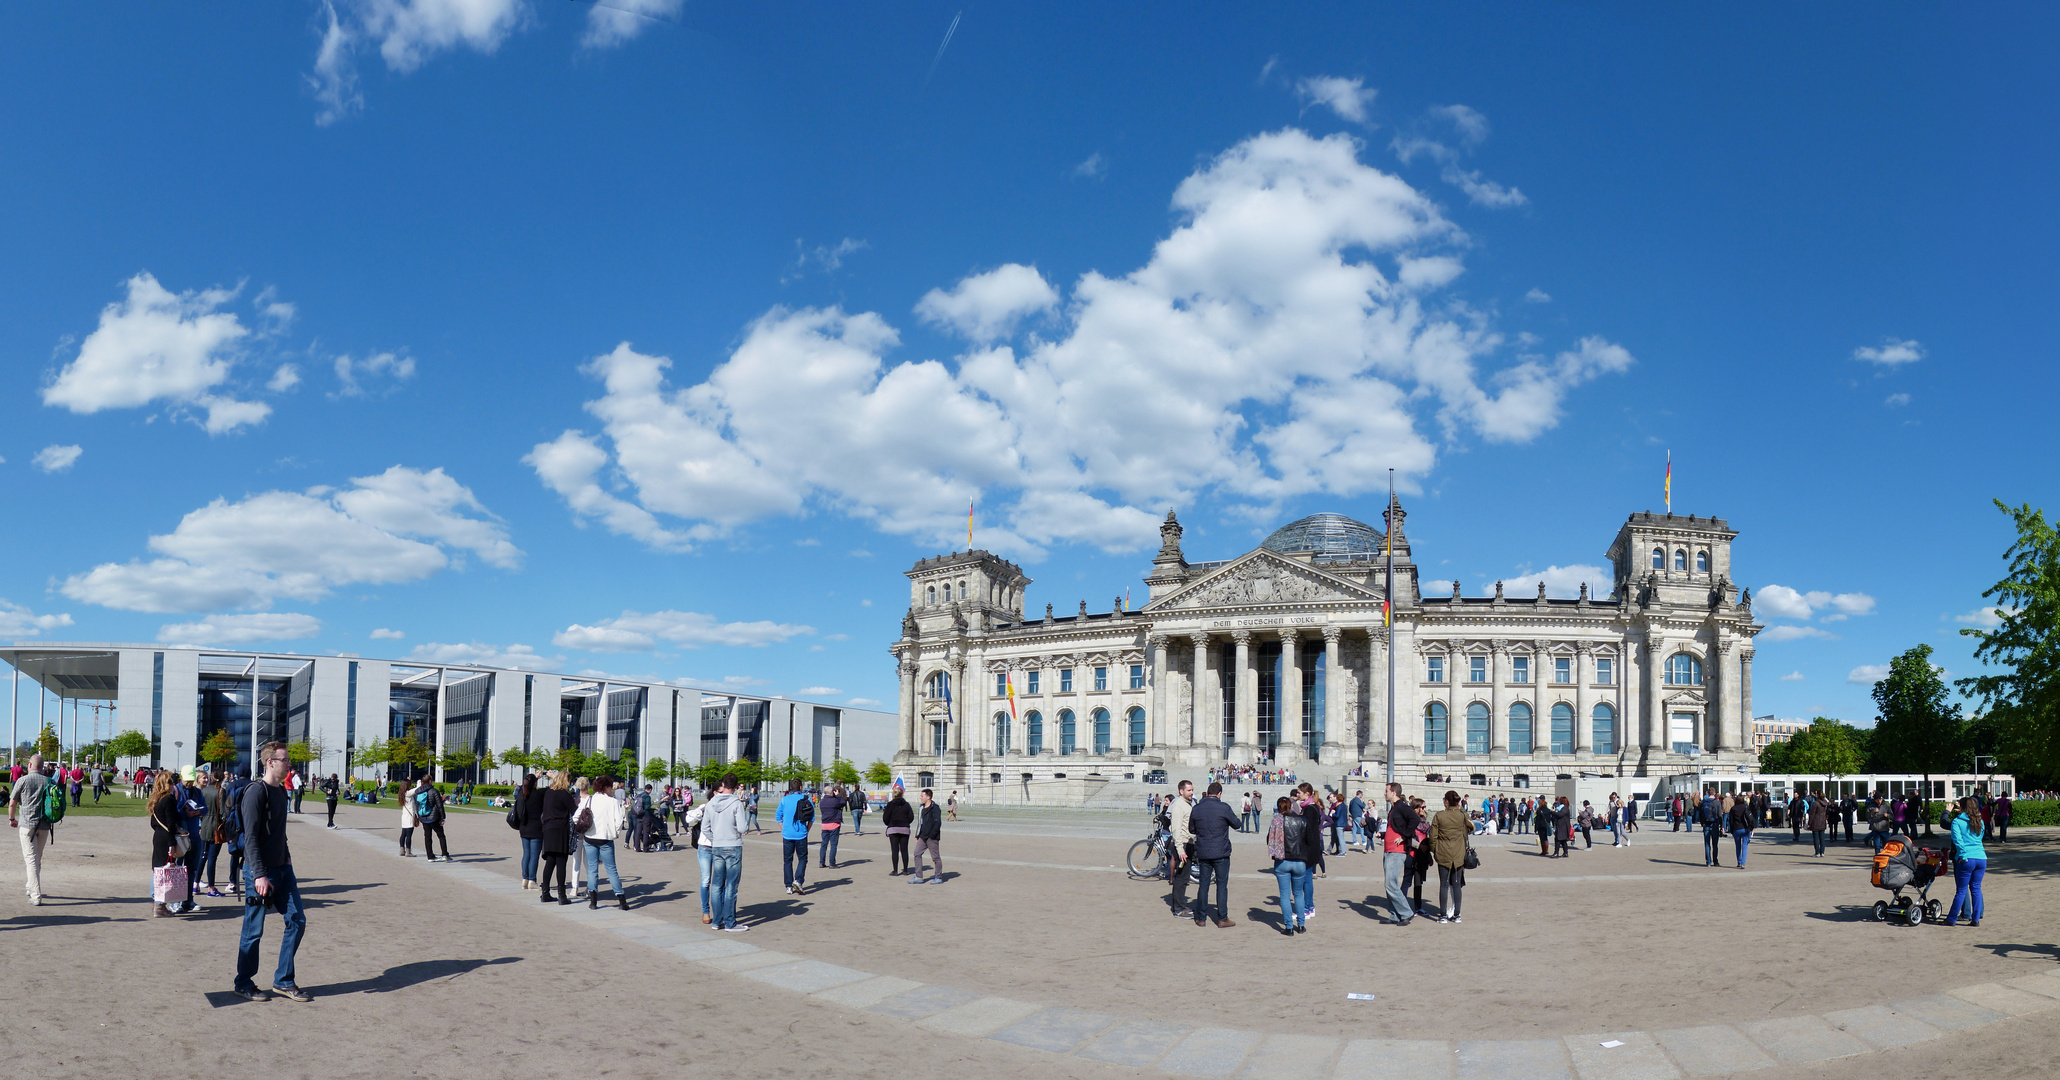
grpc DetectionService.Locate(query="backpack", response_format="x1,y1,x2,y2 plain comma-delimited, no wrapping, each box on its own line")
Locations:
415,787,443,825
795,794,815,827
41,776,67,825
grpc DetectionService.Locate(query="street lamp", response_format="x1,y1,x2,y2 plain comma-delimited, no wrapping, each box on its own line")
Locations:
173,740,184,773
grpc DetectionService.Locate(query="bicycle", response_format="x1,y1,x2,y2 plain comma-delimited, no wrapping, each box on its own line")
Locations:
1127,826,1173,879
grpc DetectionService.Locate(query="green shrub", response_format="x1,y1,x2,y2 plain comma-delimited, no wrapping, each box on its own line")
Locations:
2006,799,2060,827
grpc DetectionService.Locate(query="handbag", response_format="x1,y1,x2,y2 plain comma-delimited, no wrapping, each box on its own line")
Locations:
573,796,593,834
173,832,194,858
152,863,189,903
1462,842,1479,871
505,802,521,830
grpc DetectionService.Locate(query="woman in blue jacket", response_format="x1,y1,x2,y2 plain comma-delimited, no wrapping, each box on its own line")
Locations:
1943,796,1987,927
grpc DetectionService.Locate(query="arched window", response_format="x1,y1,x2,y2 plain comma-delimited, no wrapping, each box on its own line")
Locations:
1551,702,1575,755
1091,707,1111,754
1695,550,1709,572
958,580,967,600
1424,702,1447,755
1673,549,1687,571
1466,702,1490,755
993,712,1010,755
1651,546,1664,570
926,585,936,604
1126,707,1146,755
926,671,952,699
1026,710,1043,755
1509,702,1533,755
1665,653,1704,686
1592,703,1616,755
1059,709,1077,755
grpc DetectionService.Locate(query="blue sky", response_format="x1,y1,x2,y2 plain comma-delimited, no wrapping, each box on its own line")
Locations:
2,3,2053,725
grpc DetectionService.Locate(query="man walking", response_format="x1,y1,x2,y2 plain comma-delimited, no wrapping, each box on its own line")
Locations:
703,773,748,931
1381,783,1421,926
946,790,958,821
234,741,311,1003
8,754,53,906
1166,779,1196,918
745,787,763,833
775,779,812,895
1699,787,1723,867
1188,782,1238,927
321,774,340,829
1347,789,1366,851
910,788,945,884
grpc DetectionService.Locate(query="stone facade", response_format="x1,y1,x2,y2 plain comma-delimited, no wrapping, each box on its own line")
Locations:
891,501,1761,788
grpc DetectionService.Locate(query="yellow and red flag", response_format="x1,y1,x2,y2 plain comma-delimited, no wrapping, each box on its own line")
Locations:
1665,451,1672,513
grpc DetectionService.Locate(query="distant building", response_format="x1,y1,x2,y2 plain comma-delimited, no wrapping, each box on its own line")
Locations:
1752,715,1807,751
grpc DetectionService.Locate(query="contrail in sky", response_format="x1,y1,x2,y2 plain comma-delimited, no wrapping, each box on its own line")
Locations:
925,10,962,86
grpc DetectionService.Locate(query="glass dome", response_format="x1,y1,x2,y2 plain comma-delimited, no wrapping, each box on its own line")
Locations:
1259,513,1383,556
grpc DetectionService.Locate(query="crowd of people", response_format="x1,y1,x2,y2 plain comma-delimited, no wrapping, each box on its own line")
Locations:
1204,764,1299,787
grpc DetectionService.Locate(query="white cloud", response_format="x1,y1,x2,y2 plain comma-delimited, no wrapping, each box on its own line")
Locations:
553,609,814,652
407,641,557,670
784,238,867,283
1761,625,1836,642
268,364,302,392
1756,585,1875,622
845,697,883,708
33,445,82,473
1853,338,1923,366
1524,287,1551,303
157,612,322,645
1296,76,1376,125
580,0,683,49
60,465,518,612
1390,106,1526,208
43,273,271,433
1954,606,2011,629
333,351,416,397
915,264,1059,344
1780,670,1805,682
1884,392,1910,407
1443,167,1527,208
825,633,850,641
308,1,363,125
1072,153,1106,179
1428,104,1489,145
308,0,529,123
1848,664,1891,685
1501,564,1612,599
370,627,406,639
0,600,74,639
535,130,1633,557
796,686,840,696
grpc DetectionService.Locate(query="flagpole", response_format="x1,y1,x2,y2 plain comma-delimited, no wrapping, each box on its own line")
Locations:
1385,468,1396,787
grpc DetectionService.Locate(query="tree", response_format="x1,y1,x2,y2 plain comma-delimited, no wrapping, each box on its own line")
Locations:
502,746,527,782
200,730,240,771
579,749,618,780
1960,500,2060,785
1756,737,1795,775
829,758,861,787
108,730,152,768
438,747,478,780
356,738,389,783
1786,717,1868,786
1871,644,1964,834
864,760,894,787
387,735,429,779
643,756,668,783
35,723,59,759
287,740,318,774
669,757,693,783
551,746,582,774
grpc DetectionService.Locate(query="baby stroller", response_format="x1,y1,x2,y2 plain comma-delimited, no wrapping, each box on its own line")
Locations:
641,815,676,852
1869,837,1946,925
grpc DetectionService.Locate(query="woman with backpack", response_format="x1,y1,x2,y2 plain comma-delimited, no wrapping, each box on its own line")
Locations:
412,777,451,862
580,775,632,909
516,773,545,889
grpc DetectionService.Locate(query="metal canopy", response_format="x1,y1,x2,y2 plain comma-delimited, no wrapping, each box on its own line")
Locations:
0,648,120,700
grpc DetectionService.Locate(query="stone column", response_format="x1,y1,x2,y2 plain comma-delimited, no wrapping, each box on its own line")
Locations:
1642,636,1665,756
1738,648,1755,754
1189,633,1210,753
1489,640,1509,756
1350,627,1383,765
1573,643,1591,756
949,658,967,754
898,659,917,758
1712,638,1735,754
1149,635,1170,753
1231,630,1255,763
1323,626,1343,762
1279,630,1303,763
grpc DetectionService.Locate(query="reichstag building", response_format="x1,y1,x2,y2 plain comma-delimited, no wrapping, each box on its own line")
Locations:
890,501,1761,788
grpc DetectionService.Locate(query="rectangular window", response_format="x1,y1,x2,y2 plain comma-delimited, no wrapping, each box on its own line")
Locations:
1427,656,1445,683
1060,669,1073,693
1512,656,1530,684
1554,657,1571,684
1596,658,1614,685
997,673,1009,697
150,652,165,767
1027,671,1040,695
1093,666,1108,692
346,661,359,755
1469,655,1488,683
1128,664,1144,690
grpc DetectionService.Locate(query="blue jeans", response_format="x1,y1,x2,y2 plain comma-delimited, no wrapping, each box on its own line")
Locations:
1948,858,1986,922
819,827,841,867
201,841,223,887
1732,829,1752,867
236,864,306,992
1703,827,1722,865
583,838,622,897
1272,859,1312,928
1871,830,1889,855
697,845,714,914
1383,851,1412,923
782,837,809,887
708,846,742,928
1811,830,1826,856
520,837,542,882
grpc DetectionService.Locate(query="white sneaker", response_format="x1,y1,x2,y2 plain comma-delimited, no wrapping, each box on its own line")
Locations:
722,924,750,933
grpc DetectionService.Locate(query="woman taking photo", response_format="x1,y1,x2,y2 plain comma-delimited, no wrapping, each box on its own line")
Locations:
537,772,577,903
1944,796,1987,927
581,774,631,909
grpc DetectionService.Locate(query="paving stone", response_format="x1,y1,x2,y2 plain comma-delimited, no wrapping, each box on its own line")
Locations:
1333,1038,1454,1080
1158,1027,1261,1079
1823,1005,1941,1050
1074,1020,1189,1068
988,1007,1117,1054
813,975,924,1009
701,949,801,972
1889,993,2006,1031
1651,1026,1773,1076
1736,1015,1871,1064
915,996,1043,1037
868,984,982,1021
1455,1039,1570,1080
661,938,757,961
1948,982,2060,1017
1564,1031,1680,1080
742,960,874,994
1236,1033,1338,1079
2002,972,2060,1000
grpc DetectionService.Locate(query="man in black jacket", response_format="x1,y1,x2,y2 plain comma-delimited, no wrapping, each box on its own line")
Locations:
1188,783,1240,928
910,789,945,884
235,740,310,1003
